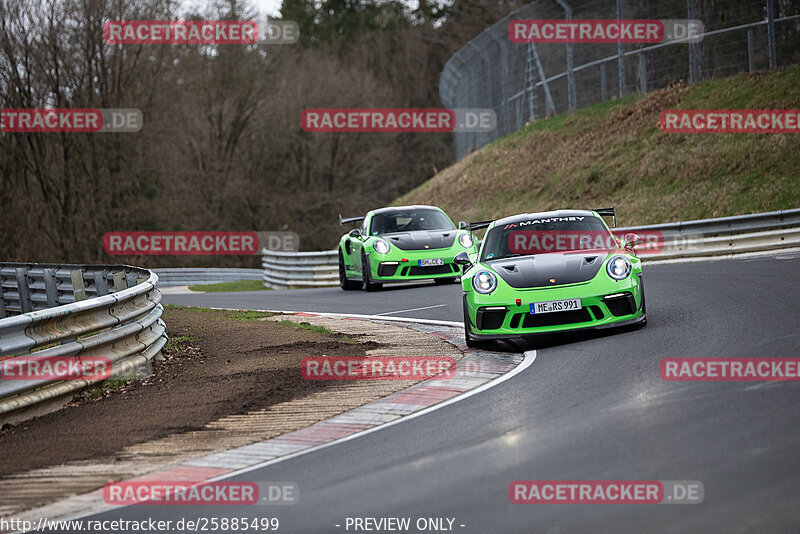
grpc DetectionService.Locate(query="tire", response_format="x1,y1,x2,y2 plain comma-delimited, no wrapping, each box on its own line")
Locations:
434,277,459,285
339,251,359,290
361,253,382,292
463,298,483,348
638,277,647,326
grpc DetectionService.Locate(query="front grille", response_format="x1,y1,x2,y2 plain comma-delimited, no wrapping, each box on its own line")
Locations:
515,308,593,328
604,293,636,317
588,305,605,320
408,264,455,276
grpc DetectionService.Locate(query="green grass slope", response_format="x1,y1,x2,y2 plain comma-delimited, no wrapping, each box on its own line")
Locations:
396,66,800,227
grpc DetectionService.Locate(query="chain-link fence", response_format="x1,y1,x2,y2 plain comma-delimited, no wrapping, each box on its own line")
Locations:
441,0,800,160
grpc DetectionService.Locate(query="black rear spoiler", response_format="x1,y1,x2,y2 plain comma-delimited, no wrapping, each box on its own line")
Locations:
592,207,616,227
339,214,365,226
469,220,494,231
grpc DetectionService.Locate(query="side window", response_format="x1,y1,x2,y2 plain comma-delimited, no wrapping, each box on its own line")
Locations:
361,218,369,237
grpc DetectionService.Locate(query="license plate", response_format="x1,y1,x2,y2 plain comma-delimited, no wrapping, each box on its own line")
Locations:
529,298,582,314
418,258,444,267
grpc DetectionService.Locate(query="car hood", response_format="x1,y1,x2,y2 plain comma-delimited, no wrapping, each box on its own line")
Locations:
487,250,612,288
381,230,457,251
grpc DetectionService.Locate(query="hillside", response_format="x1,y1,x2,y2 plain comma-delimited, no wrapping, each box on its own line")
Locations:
396,66,800,227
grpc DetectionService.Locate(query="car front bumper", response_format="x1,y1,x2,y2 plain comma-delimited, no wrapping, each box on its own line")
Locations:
464,273,645,338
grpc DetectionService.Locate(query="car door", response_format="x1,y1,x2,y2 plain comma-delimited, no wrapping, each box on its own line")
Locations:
349,215,369,275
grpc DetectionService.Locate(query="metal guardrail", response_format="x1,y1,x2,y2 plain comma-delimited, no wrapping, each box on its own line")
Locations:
262,250,338,289
0,263,167,423
261,209,800,287
619,208,800,260
154,268,263,287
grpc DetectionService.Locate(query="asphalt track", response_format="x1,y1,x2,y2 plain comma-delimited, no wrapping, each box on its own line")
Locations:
83,254,800,532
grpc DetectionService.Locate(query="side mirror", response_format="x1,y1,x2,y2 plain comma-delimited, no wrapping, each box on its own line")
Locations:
458,221,468,230
348,229,361,238
454,251,472,266
623,233,642,248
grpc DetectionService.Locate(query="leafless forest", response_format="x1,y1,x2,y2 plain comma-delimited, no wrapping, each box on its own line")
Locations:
0,0,525,266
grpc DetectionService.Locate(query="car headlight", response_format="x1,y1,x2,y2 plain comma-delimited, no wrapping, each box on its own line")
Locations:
458,233,474,248
472,270,497,294
606,255,632,280
373,239,391,254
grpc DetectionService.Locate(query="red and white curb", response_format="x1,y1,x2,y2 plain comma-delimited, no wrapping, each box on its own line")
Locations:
14,314,534,524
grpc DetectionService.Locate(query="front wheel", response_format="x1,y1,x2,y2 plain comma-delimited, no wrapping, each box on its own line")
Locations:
339,251,359,290
463,300,484,348
361,254,382,292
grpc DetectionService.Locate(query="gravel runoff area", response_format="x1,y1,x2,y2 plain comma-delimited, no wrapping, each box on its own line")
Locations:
0,307,463,517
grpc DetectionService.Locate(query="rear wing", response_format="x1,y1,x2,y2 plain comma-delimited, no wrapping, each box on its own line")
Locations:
469,220,494,231
592,207,616,227
338,214,365,226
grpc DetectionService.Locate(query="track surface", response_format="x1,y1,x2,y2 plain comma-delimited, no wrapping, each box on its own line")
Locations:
87,255,800,532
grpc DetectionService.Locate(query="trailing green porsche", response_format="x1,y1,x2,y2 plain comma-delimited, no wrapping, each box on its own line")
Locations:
455,208,647,347
338,205,479,291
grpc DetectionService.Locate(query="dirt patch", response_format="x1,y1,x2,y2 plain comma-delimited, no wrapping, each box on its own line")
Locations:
0,308,382,478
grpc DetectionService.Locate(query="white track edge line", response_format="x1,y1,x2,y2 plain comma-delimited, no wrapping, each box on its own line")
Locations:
59,314,532,523
206,349,536,481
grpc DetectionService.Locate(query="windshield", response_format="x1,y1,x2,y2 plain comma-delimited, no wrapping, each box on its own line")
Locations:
369,209,454,235
481,216,615,261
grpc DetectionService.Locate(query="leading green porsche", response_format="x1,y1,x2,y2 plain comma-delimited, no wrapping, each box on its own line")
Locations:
338,205,479,291
455,208,647,347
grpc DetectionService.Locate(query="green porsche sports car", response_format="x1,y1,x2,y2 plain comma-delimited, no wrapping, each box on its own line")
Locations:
455,208,646,347
338,205,479,291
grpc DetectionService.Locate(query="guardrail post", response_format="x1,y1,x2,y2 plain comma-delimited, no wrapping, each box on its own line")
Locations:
113,271,127,291
767,0,777,69
126,273,139,288
70,269,86,302
93,270,109,297
14,268,33,313
43,268,59,308
0,271,7,318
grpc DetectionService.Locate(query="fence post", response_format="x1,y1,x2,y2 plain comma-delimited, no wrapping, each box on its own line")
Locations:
747,29,755,72
639,53,647,93
600,63,608,102
617,0,626,97
556,0,576,111
767,0,777,69
531,42,556,115
687,0,699,83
